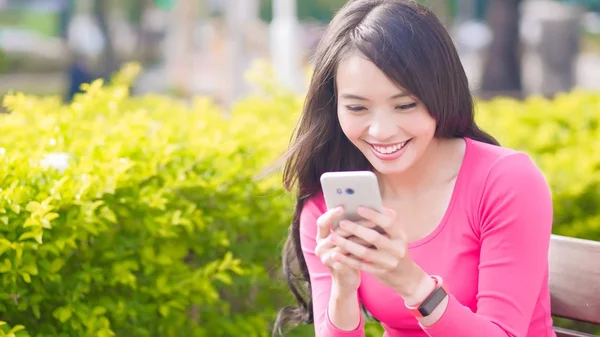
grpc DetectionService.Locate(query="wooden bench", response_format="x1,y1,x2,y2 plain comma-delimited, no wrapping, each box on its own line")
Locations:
549,234,600,337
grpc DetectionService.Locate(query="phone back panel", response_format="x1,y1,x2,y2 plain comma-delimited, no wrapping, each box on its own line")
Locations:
320,171,383,228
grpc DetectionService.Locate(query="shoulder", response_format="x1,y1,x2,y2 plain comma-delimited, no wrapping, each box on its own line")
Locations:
464,139,553,232
473,140,550,200
464,138,549,191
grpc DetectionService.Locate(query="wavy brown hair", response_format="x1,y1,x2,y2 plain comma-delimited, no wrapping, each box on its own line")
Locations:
272,0,499,335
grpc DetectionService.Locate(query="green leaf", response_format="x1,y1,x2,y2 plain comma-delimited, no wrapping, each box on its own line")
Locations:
52,306,72,323
230,265,245,275
0,258,12,273
214,273,232,285
20,264,37,276
25,202,41,213
92,306,107,316
9,204,20,215
18,230,43,244
100,207,117,223
19,273,31,283
49,259,64,273
32,304,41,319
21,218,39,229
9,325,24,334
0,239,12,257
41,212,58,229
159,304,169,317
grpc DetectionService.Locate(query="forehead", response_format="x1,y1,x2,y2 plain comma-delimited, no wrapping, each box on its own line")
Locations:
336,52,406,98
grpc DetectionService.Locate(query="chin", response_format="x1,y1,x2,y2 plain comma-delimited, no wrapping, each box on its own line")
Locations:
369,160,414,175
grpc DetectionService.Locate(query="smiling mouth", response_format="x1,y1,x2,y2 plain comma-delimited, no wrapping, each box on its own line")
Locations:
369,139,412,154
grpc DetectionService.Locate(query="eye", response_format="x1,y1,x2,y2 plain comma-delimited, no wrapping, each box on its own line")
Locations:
395,102,417,110
345,105,367,112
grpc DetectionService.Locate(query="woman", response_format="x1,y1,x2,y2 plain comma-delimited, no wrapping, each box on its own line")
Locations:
273,0,555,336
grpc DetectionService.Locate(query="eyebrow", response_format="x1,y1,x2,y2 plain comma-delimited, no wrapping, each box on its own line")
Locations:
339,92,410,100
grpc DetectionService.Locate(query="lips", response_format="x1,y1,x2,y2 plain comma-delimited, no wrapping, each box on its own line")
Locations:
365,138,413,162
370,139,411,155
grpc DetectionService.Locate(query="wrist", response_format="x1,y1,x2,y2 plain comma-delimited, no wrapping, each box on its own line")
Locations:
331,280,358,298
395,264,436,305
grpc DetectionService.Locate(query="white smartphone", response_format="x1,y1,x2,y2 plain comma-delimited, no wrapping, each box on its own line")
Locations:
320,171,384,231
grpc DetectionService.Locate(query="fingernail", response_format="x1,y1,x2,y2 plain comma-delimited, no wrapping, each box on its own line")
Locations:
339,221,348,229
363,258,371,263
329,234,337,242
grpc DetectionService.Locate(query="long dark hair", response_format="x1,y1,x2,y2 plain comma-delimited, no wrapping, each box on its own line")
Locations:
272,0,499,335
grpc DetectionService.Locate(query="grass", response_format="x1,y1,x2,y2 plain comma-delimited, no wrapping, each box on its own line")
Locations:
0,10,60,37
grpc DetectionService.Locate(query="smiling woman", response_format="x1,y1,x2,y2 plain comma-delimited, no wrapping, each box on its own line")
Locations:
335,54,438,175
272,1,556,337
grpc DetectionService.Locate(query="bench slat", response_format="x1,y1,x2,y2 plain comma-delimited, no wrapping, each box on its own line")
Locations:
554,327,599,337
549,234,600,325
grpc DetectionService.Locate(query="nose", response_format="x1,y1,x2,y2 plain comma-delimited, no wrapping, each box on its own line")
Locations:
368,111,397,141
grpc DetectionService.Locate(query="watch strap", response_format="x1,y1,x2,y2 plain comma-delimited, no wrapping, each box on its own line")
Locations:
405,275,448,318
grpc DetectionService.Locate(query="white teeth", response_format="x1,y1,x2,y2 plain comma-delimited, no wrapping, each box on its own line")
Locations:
372,140,409,154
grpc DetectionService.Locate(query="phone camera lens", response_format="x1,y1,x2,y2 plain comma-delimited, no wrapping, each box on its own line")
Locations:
336,188,343,194
345,188,355,195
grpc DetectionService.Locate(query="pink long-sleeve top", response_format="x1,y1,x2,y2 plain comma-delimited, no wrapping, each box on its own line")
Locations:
300,137,556,337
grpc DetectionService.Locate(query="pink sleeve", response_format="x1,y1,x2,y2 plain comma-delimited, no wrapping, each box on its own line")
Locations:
422,153,553,336
299,197,365,337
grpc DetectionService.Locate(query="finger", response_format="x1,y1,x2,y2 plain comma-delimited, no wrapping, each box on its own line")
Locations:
357,207,395,234
316,206,344,240
330,233,388,264
332,227,355,239
348,235,372,248
321,247,337,267
338,220,389,250
333,251,381,274
326,231,360,254
315,238,335,259
355,220,388,237
323,247,349,268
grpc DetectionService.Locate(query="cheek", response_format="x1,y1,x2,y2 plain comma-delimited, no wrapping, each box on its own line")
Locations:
406,111,437,137
337,111,363,140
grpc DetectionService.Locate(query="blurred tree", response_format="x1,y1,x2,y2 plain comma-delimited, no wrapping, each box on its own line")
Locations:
558,0,600,11
121,0,155,63
94,0,119,77
480,0,523,98
154,0,178,10
260,0,347,22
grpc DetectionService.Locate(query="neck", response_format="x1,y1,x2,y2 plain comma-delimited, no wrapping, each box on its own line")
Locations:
377,138,464,200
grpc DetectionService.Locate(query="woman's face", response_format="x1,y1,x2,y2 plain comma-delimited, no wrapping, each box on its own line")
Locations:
335,52,437,176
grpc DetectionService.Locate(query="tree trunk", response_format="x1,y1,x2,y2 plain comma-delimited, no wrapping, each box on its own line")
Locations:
480,0,523,98
93,0,118,78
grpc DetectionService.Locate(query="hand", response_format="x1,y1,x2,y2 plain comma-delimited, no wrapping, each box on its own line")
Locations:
328,206,423,297
315,207,361,293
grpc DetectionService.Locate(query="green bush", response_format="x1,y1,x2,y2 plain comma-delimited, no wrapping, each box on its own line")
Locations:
0,63,301,336
0,62,598,336
475,91,600,241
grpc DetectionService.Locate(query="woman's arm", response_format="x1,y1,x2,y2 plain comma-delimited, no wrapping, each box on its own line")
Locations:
329,283,362,331
299,198,365,336
416,152,554,336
